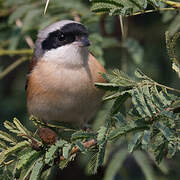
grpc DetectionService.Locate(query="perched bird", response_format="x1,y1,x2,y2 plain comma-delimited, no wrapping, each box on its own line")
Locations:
26,20,106,126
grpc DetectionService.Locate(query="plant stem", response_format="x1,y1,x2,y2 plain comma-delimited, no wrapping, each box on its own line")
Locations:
119,15,125,41
0,49,33,56
136,69,180,93
129,8,176,17
44,0,50,14
139,81,180,93
0,57,28,80
119,15,128,72
160,0,180,8
155,82,180,93
60,139,97,160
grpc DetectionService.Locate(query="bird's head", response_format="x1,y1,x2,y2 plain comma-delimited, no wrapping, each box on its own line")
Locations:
34,20,90,66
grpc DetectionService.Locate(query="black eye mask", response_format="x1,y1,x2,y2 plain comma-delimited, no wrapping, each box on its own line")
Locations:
41,23,88,51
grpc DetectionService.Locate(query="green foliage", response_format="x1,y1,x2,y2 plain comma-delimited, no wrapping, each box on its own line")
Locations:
166,31,180,78
0,117,109,179
16,150,40,171
1,56,180,179
0,118,80,179
95,126,108,171
1,0,180,179
45,140,66,165
90,0,148,15
29,157,43,180
90,0,180,16
0,0,106,63
0,130,17,145
71,130,96,141
97,65,180,163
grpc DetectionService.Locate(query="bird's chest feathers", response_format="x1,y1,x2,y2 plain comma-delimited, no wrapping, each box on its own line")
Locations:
32,61,95,100
27,55,105,124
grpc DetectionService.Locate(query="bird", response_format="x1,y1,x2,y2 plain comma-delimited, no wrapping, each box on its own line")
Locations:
26,20,106,127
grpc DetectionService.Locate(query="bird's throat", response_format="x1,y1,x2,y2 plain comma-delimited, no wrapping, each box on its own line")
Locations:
42,44,89,68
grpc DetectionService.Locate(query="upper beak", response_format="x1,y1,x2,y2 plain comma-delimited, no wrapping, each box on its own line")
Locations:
77,36,91,47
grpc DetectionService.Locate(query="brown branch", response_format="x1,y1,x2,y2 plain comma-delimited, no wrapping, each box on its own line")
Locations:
18,133,42,151
40,138,97,175
34,127,97,160
60,139,97,160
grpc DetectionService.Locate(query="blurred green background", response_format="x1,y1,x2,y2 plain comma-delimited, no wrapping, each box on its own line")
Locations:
0,0,180,179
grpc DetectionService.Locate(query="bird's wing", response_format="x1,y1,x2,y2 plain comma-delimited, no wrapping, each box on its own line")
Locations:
25,58,38,90
88,53,107,83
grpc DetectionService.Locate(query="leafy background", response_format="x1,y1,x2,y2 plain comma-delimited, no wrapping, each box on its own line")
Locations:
0,0,180,179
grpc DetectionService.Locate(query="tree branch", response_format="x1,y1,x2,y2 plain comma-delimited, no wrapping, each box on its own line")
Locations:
60,139,97,160
128,8,176,17
160,0,180,8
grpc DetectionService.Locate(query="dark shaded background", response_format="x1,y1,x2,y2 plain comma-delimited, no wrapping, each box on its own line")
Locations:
0,0,180,179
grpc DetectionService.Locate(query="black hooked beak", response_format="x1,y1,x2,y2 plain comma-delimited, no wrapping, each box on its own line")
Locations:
77,36,91,47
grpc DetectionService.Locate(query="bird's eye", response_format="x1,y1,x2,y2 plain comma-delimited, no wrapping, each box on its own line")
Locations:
58,33,65,41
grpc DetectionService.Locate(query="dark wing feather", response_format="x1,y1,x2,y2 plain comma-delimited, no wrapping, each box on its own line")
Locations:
25,58,37,90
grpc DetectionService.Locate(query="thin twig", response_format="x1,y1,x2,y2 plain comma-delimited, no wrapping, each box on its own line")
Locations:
44,0,50,15
160,0,180,8
60,139,97,160
119,15,125,41
128,8,177,17
0,57,28,80
0,49,33,56
136,69,180,93
139,81,180,93
155,82,180,93
128,0,180,17
119,15,128,72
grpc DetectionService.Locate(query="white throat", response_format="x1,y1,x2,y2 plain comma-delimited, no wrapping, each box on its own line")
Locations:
42,43,89,67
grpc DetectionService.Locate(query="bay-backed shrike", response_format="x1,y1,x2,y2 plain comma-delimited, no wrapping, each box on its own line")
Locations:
26,20,106,126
